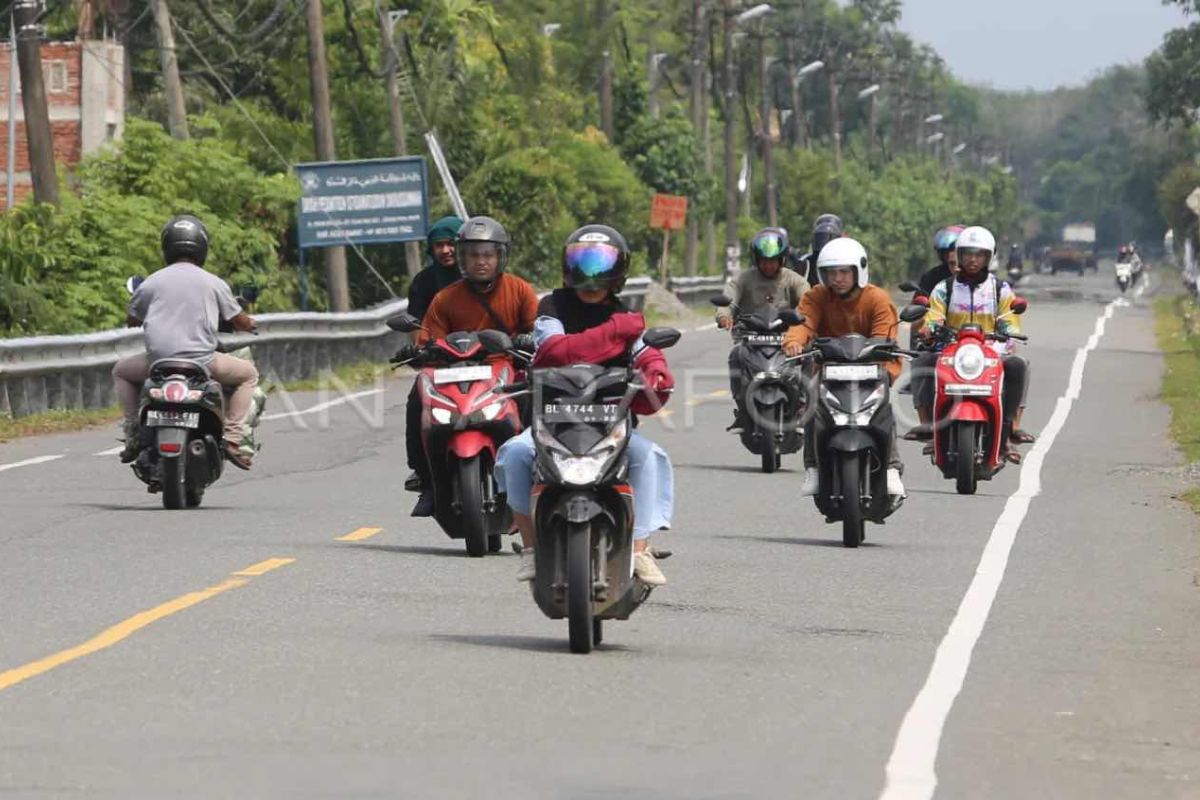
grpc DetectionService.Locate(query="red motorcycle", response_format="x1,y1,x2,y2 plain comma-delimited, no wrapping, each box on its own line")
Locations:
389,314,530,556
925,303,1027,495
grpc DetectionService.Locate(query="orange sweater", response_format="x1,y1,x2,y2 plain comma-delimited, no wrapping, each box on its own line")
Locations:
782,284,902,380
418,274,539,343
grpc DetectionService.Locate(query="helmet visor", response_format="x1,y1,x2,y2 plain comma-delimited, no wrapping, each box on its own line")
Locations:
752,233,786,259
565,242,622,279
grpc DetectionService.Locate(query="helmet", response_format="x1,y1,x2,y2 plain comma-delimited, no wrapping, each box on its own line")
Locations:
750,227,789,273
161,214,209,266
426,214,463,256
812,213,844,258
933,225,964,254
562,224,630,293
956,226,996,258
456,216,510,283
815,236,869,289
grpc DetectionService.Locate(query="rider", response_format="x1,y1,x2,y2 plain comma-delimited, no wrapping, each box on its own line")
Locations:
112,215,259,469
1007,243,1024,274
495,224,675,586
919,225,1035,461
407,216,539,517
790,213,845,285
717,226,810,431
782,237,906,499
403,215,463,493
904,225,963,439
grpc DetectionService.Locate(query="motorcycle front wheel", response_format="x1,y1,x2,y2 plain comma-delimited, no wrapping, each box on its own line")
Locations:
955,422,979,495
457,456,490,557
760,406,781,474
840,454,865,548
567,521,595,654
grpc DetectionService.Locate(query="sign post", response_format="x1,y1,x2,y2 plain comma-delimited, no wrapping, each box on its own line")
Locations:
649,193,689,286
296,156,430,309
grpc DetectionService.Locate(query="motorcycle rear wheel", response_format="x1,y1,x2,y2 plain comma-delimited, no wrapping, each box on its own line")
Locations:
566,521,595,653
457,456,489,557
840,454,865,548
955,422,979,495
161,456,187,510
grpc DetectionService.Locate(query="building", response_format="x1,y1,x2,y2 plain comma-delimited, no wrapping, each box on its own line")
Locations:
0,39,125,210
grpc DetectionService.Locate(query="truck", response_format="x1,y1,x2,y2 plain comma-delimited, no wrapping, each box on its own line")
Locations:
1047,222,1097,275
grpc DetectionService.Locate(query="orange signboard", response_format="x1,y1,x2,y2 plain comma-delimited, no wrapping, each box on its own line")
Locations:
649,193,689,230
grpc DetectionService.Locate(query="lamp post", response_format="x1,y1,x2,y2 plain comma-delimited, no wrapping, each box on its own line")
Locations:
858,83,880,156
648,52,668,118
791,59,823,149
920,112,943,156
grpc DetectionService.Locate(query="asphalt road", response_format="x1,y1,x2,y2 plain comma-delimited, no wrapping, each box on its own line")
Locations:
0,266,1196,799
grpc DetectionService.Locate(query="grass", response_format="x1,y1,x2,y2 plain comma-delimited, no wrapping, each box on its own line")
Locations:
1154,294,1200,514
0,406,122,443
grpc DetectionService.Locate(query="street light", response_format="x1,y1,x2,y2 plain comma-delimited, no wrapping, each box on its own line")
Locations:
952,142,967,155
857,83,880,100
923,113,944,125
648,52,668,118
926,132,945,144
541,22,561,36
797,60,824,79
735,3,774,25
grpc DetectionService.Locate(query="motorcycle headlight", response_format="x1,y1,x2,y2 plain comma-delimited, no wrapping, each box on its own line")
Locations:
480,401,504,421
821,386,844,411
851,384,887,425
953,344,986,381
431,407,454,425
551,452,611,486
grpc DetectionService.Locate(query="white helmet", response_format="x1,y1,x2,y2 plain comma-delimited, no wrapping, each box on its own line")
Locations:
956,226,996,256
816,236,869,288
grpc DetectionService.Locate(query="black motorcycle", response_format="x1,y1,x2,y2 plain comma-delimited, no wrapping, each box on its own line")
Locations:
711,296,806,472
793,309,923,546
480,326,681,654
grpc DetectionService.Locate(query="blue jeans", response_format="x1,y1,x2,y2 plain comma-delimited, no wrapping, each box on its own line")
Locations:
495,429,674,540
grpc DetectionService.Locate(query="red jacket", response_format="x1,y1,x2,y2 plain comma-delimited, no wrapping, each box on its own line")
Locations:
532,312,675,416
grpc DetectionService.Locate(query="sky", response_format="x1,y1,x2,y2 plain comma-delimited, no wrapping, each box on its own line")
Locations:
897,0,1191,90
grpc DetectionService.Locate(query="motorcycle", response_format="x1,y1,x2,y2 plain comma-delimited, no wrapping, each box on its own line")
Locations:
793,306,925,547
915,300,1028,495
710,296,806,473
387,313,528,557
124,277,265,509
1007,260,1024,286
1115,260,1132,293
478,326,681,654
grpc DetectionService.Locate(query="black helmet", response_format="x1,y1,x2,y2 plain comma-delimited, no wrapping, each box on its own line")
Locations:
750,227,789,273
562,224,630,293
161,214,210,266
811,213,844,259
456,215,510,284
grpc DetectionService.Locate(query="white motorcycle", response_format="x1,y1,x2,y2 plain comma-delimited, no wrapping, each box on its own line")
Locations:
1115,261,1133,294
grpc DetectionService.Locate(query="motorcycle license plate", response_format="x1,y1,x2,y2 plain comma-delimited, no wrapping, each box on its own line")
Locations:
824,364,880,381
145,409,200,428
542,403,621,424
433,365,493,384
744,334,783,346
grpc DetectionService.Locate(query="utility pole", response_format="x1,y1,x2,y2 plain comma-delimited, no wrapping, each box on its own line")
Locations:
722,0,739,278
759,32,776,226
599,50,614,140
828,68,842,174
377,4,422,279
684,0,706,276
13,0,57,206
305,0,351,312
785,36,801,149
149,0,188,140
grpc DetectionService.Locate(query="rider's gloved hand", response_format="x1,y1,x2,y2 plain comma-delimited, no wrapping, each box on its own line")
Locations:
610,311,646,342
511,333,536,352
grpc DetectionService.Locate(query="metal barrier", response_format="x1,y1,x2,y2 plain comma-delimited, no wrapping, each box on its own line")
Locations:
0,277,652,419
667,275,726,306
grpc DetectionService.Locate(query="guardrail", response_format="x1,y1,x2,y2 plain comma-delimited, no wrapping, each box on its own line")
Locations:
668,275,726,306
0,277,652,419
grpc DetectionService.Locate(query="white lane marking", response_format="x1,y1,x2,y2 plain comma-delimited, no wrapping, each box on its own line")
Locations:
692,322,719,332
260,388,385,422
94,446,124,457
880,297,1121,800
0,455,65,473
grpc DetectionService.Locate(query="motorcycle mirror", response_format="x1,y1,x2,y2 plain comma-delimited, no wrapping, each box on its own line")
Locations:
898,281,920,293
709,295,732,307
477,329,514,354
643,327,682,350
899,304,928,323
125,276,145,296
386,312,422,333
1012,297,1028,315
777,309,806,327
238,285,261,304
912,294,930,307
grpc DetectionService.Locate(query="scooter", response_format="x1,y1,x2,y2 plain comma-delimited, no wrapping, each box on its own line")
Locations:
478,326,681,653
710,296,806,473
793,305,924,547
388,313,528,557
1115,260,1132,293
917,299,1028,495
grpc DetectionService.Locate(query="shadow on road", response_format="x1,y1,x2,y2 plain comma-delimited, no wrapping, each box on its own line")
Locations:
678,463,793,475
715,533,884,548
430,633,633,654
343,542,479,558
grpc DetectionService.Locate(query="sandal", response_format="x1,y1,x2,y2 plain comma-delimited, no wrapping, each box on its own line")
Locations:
903,424,933,441
1011,429,1037,445
1004,449,1023,465
922,443,935,456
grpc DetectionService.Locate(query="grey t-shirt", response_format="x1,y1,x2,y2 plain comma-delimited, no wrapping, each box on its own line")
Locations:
128,263,241,365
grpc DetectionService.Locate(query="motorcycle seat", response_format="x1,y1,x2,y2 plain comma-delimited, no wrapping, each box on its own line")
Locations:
150,359,212,381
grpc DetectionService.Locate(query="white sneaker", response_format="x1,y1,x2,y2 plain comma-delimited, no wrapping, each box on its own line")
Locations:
633,551,667,586
800,467,819,496
887,468,906,498
516,549,535,582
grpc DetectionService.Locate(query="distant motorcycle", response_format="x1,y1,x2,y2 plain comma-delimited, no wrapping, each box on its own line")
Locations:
388,313,528,557
710,296,806,473
1115,260,1132,293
